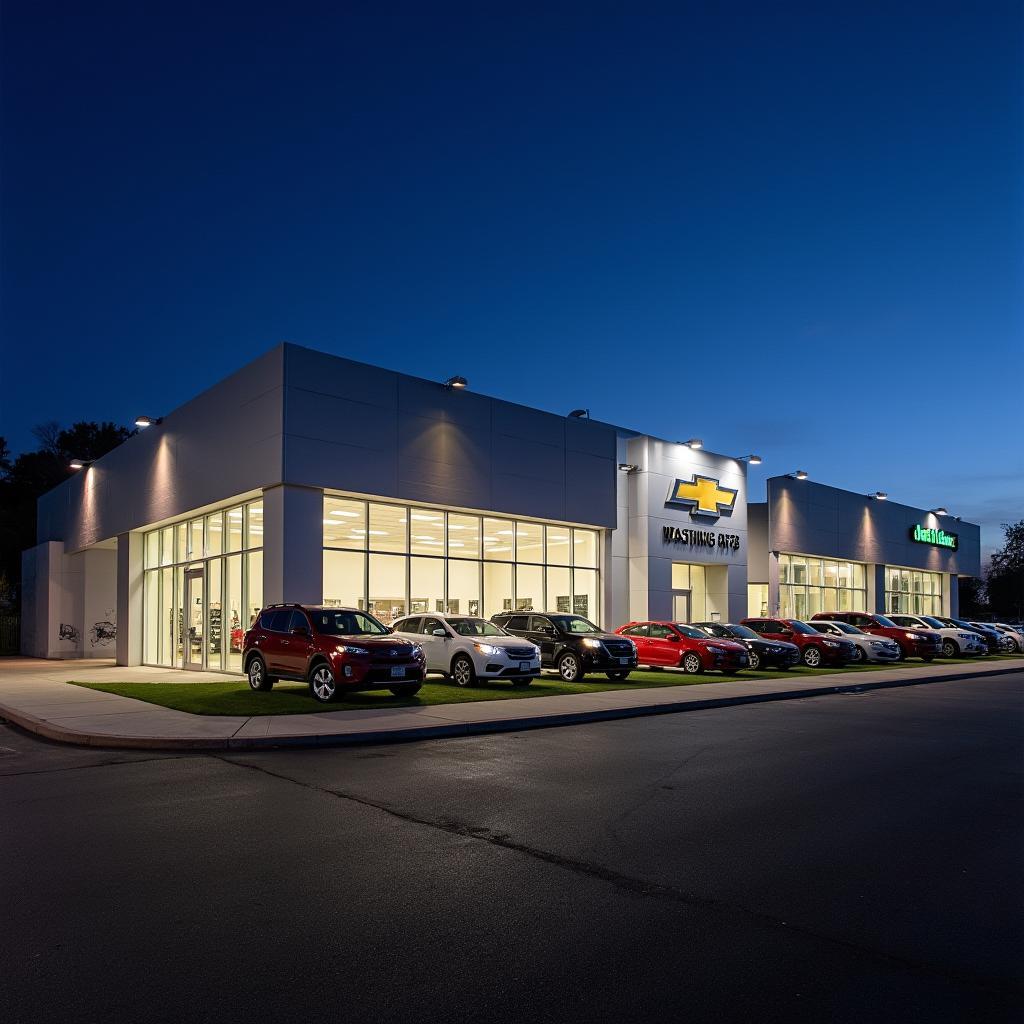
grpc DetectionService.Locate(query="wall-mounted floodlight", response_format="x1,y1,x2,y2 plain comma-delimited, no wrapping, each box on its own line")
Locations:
568,408,589,419
736,454,762,465
444,376,468,390
679,438,703,449
69,458,92,470
618,463,639,473
931,507,949,516
870,492,888,501
793,470,808,480
134,415,162,428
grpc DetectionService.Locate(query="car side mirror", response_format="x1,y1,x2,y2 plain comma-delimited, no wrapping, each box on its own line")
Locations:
667,634,680,642
289,626,308,637
432,628,447,637
779,628,792,635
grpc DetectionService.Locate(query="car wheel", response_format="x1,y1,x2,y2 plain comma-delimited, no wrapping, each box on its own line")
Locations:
308,663,339,703
682,652,703,675
605,671,630,680
802,646,822,668
451,655,477,688
850,646,865,664
511,677,533,688
389,683,422,698
247,656,274,692
942,639,958,658
747,650,761,671
558,652,583,682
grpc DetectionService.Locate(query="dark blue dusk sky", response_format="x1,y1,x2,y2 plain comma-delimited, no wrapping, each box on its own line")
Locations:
2,2,1021,554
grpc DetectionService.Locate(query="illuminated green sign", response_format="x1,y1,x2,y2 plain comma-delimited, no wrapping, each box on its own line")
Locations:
910,524,958,550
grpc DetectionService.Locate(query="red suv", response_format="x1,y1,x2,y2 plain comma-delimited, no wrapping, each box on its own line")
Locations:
615,621,749,674
243,605,426,703
741,617,856,668
811,612,940,662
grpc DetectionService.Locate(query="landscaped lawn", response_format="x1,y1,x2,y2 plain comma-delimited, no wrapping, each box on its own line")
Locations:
67,655,1016,716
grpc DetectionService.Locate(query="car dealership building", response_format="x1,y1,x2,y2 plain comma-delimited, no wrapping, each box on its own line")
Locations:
20,343,981,670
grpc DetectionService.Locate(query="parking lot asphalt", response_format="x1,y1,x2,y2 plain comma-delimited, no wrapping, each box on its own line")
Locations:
1,673,1021,1023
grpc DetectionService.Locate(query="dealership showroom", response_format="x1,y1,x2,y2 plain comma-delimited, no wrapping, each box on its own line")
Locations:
20,343,980,671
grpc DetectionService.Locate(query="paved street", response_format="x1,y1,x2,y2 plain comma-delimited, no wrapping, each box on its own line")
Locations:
2,674,1022,1023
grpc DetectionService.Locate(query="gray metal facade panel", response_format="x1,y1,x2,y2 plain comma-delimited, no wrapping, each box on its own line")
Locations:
282,344,616,527
767,478,981,576
36,347,286,551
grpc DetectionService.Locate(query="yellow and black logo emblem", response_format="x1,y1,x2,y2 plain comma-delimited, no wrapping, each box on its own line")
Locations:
666,475,738,518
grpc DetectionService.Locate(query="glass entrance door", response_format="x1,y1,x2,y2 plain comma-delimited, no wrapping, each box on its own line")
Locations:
184,569,204,669
672,592,691,623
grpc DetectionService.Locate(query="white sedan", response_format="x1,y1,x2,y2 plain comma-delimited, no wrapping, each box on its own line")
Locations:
989,623,1024,653
889,614,988,658
811,619,901,663
392,613,541,687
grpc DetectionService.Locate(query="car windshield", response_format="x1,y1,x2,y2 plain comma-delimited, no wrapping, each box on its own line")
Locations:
920,616,946,629
673,625,705,639
447,617,507,637
551,616,602,634
724,624,759,640
951,618,976,629
788,620,821,635
872,615,898,628
312,610,390,636
824,620,864,635
696,622,731,638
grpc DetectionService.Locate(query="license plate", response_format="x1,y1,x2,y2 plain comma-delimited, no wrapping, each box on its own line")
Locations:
619,657,631,665
519,661,531,672
390,666,405,679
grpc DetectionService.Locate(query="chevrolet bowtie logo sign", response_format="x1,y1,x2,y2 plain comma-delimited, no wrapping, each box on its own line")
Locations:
667,475,738,518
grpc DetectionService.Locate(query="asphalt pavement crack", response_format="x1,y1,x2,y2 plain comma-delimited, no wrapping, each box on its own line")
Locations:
215,752,1020,999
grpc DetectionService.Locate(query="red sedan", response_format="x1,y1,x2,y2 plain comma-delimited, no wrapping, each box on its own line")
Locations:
615,621,750,674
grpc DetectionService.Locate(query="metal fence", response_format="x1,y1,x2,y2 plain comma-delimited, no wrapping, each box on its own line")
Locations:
0,615,20,655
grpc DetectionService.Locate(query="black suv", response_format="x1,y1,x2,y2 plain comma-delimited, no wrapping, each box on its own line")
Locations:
490,612,638,682
692,621,801,671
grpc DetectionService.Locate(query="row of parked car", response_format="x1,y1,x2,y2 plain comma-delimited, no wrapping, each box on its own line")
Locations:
241,603,1024,703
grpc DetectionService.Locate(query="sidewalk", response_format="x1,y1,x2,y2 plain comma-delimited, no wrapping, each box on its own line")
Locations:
1,656,1022,751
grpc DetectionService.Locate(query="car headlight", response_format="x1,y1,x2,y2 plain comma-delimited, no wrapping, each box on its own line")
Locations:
706,644,726,653
905,632,924,640
336,644,369,655
957,632,974,641
870,640,886,647
823,640,840,648
410,644,423,657
581,638,603,649
473,643,499,656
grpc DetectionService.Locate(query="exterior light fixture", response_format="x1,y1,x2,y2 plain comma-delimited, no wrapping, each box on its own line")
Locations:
737,454,762,465
931,507,948,516
443,376,468,390
680,438,703,450
568,409,590,419
618,463,639,473
69,458,92,470
793,470,808,480
134,415,162,428
870,492,888,501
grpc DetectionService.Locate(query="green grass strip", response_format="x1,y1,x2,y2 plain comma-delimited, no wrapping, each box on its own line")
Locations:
66,655,1014,716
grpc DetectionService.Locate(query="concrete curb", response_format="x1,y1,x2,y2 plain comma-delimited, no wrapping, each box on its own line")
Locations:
1,663,1021,752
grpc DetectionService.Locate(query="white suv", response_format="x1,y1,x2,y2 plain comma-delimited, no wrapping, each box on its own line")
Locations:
888,614,987,658
391,614,541,687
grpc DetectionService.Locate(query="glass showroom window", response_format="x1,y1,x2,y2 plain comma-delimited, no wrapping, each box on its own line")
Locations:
778,554,867,619
885,567,942,616
143,499,263,671
322,496,601,624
